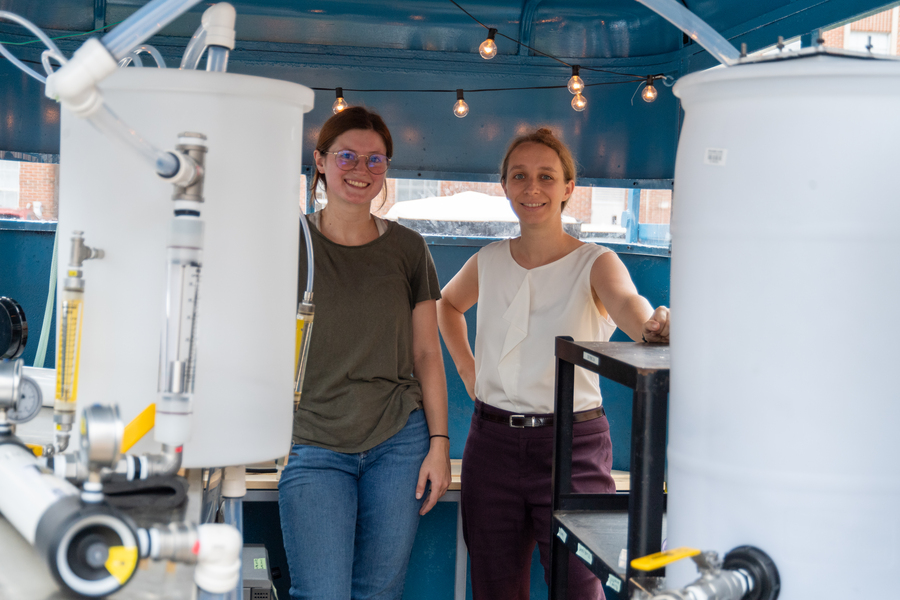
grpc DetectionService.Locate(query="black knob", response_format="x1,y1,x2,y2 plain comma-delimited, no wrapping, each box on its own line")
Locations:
0,297,27,359
723,545,780,600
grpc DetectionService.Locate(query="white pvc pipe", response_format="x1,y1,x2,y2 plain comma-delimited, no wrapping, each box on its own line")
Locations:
636,0,741,66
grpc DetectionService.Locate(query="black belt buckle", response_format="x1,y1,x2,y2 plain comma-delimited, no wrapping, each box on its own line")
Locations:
509,414,527,428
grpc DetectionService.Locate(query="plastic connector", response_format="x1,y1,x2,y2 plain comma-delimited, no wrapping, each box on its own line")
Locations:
194,524,242,593
45,38,117,118
202,3,236,50
157,151,200,187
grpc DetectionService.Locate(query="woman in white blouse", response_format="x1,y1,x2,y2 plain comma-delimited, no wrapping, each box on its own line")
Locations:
437,128,669,600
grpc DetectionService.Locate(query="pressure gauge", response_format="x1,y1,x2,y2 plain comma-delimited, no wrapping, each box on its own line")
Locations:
8,374,42,424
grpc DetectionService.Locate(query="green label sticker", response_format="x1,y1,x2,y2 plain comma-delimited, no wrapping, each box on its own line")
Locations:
254,557,267,570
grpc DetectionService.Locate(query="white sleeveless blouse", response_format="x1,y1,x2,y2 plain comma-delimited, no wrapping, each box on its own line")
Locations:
474,240,617,414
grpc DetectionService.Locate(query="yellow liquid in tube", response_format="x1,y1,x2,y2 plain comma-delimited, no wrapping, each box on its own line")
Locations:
55,293,84,409
294,307,314,411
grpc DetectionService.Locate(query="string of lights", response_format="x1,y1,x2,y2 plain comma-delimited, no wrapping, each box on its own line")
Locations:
321,1,671,116
0,3,670,118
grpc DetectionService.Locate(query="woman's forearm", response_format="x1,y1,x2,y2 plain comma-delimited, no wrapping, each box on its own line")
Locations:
436,300,475,379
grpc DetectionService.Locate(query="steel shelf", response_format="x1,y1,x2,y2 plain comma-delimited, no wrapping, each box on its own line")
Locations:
550,340,669,600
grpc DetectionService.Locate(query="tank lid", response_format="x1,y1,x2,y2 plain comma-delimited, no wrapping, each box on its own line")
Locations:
674,47,900,99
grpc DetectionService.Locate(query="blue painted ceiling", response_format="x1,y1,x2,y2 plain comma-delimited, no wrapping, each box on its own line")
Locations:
0,0,889,181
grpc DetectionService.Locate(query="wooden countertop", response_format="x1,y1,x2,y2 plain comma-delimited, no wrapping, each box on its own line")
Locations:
243,460,632,493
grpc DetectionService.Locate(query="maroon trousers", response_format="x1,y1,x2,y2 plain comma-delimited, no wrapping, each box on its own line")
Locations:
461,400,616,600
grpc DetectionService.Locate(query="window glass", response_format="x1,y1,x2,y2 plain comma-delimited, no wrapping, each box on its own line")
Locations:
368,178,671,247
0,160,21,209
0,159,58,221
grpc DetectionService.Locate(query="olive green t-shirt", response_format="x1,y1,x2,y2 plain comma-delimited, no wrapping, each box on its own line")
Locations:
292,215,441,453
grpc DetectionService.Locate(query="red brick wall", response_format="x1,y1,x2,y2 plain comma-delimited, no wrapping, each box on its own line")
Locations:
823,27,844,49
640,189,672,225
851,10,892,32
563,187,592,222
18,163,59,221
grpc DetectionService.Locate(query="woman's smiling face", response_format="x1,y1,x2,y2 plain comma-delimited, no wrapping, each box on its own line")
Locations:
314,128,388,207
502,142,574,226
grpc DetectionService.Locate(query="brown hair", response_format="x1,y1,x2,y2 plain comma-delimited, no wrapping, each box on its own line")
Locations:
311,106,394,205
500,128,576,210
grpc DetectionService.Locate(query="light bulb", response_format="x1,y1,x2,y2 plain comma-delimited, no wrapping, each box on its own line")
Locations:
453,89,469,118
332,97,348,114
479,28,498,59
641,79,658,103
567,65,584,95
332,87,348,114
571,93,587,112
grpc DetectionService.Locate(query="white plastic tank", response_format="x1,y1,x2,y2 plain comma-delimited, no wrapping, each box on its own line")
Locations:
58,69,314,467
667,54,900,597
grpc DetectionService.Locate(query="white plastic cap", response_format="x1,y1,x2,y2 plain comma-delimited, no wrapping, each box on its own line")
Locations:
194,524,242,594
45,38,117,118
222,465,247,498
202,3,237,50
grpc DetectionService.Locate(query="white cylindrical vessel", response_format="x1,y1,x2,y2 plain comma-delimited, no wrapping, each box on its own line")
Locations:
668,55,900,597
0,441,80,543
58,69,314,467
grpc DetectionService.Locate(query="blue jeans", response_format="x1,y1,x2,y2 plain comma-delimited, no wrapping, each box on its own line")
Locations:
278,409,429,600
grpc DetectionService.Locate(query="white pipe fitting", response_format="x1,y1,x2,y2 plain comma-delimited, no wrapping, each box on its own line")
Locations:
222,465,246,498
202,3,237,50
194,523,242,594
45,38,117,118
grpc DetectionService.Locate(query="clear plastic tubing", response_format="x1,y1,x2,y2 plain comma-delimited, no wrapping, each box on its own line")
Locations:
132,44,167,68
206,45,229,72
180,27,208,70
299,213,314,296
221,498,243,600
88,104,180,176
635,0,741,66
102,0,204,61
0,10,67,84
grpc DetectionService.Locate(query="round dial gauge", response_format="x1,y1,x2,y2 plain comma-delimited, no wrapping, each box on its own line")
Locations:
8,375,42,424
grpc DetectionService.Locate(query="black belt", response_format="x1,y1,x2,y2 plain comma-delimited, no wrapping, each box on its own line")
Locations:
476,405,605,428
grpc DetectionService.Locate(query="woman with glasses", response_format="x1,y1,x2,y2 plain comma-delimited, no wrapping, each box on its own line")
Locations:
278,106,451,600
437,128,669,600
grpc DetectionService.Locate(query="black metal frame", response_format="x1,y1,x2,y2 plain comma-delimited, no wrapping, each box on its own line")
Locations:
549,338,670,599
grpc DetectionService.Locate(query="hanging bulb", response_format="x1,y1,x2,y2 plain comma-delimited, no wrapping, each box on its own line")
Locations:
479,28,498,59
567,65,584,95
641,77,658,103
453,89,469,118
332,87,348,114
571,92,587,112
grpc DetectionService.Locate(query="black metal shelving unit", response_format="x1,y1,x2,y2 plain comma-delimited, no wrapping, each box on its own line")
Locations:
549,339,669,600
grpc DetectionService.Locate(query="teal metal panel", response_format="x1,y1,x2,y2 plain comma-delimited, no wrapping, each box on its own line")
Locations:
0,220,57,368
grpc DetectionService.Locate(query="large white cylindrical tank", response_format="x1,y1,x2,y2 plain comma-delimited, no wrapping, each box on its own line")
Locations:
58,69,314,467
668,55,900,597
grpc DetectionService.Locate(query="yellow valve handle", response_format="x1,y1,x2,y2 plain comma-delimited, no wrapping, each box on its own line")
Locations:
631,547,701,571
25,443,43,457
121,403,156,453
105,545,138,584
